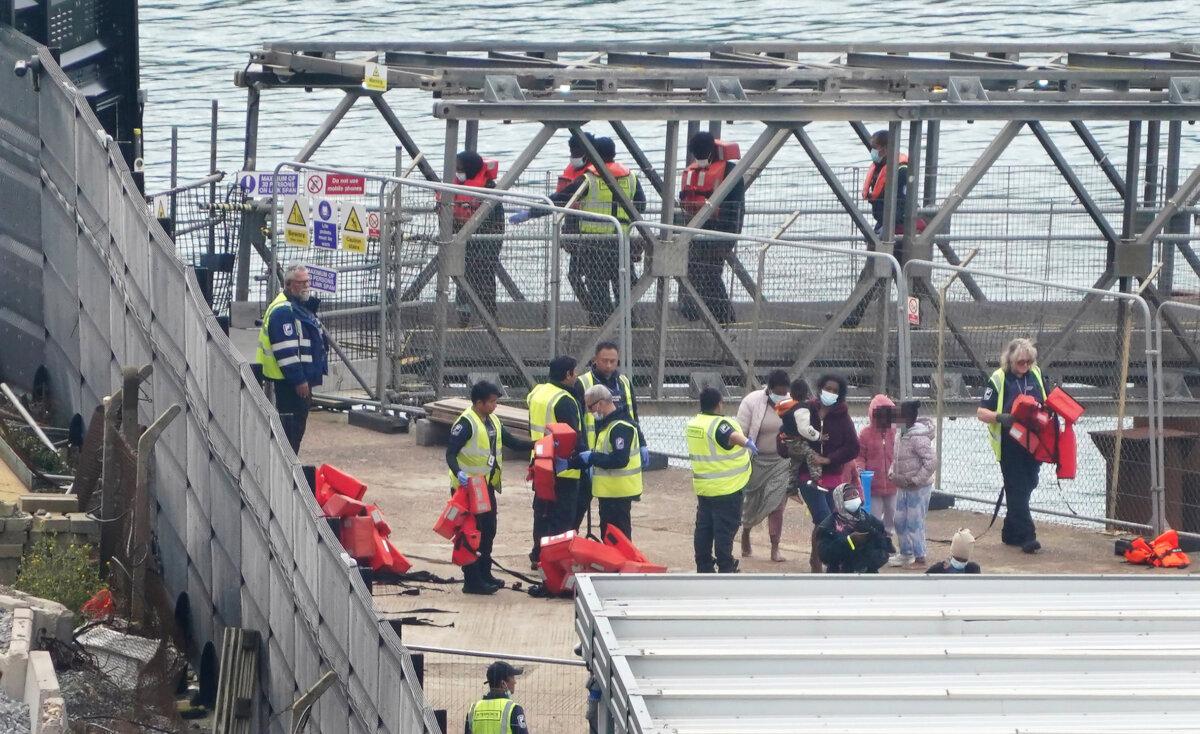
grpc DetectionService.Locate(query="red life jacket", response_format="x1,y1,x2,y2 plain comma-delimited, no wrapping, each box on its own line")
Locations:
862,153,910,202
557,161,588,193
1007,391,1083,478
1125,530,1190,568
680,139,740,216
452,158,499,224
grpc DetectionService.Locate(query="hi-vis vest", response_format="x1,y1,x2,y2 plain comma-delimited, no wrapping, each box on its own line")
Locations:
987,365,1045,461
592,419,643,499
578,371,636,449
686,414,751,497
468,697,515,734
448,408,503,488
862,152,909,202
256,292,304,381
527,382,581,479
580,162,636,234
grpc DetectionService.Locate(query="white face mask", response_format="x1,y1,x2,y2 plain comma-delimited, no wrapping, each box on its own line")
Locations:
454,172,467,183
870,148,883,164
768,391,786,404
693,157,710,169
570,156,586,169
820,390,838,407
843,498,862,514
949,557,968,571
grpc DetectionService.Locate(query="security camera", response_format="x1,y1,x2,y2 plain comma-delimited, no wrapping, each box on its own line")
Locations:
13,59,29,77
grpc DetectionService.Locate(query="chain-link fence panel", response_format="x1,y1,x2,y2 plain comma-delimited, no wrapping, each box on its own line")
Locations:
1155,301,1200,542
408,647,588,734
906,259,1159,533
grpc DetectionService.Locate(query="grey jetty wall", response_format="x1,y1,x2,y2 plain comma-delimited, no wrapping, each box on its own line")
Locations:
0,27,441,734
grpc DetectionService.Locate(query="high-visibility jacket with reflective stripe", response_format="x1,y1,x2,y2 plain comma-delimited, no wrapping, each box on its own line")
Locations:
468,697,515,734
526,382,581,479
580,162,636,234
448,408,503,489
578,371,636,449
256,292,327,385
686,413,751,497
593,419,643,499
987,365,1045,461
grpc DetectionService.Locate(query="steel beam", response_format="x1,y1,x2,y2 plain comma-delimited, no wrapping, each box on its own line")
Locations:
790,276,877,376
268,41,1200,54
903,120,924,262
572,125,646,228
1161,120,1183,293
296,91,358,163
372,95,441,181
434,119,458,395
610,120,666,196
792,126,879,247
850,121,872,149
922,121,940,208
677,276,755,384
652,121,680,398
452,275,537,388
452,123,558,246
1070,120,1127,198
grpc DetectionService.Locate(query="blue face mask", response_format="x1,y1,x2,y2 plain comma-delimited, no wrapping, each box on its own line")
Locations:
870,149,883,164
820,390,838,407
949,557,968,572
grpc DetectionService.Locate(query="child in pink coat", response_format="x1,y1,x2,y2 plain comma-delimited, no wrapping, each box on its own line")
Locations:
856,394,898,547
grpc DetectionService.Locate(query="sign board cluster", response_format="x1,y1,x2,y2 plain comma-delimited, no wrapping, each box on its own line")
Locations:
274,171,372,252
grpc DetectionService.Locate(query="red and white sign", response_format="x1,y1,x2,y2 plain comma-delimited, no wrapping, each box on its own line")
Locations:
304,173,367,197
906,296,921,326
367,211,381,239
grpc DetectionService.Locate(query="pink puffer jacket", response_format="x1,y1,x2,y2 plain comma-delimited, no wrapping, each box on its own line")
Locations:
855,394,897,497
889,417,939,489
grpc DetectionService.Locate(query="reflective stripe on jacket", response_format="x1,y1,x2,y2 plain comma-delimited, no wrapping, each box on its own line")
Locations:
256,292,326,385
578,372,636,449
686,414,751,497
527,382,581,479
580,162,636,234
593,419,643,498
468,697,515,734
987,365,1045,461
448,408,503,489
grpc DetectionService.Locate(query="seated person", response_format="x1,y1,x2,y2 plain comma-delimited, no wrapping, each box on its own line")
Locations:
816,483,893,573
926,528,981,574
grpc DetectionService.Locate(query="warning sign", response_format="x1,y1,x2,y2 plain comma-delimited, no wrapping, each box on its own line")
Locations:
313,199,338,250
282,195,310,247
303,173,366,197
907,296,921,326
367,211,381,239
340,203,367,253
152,195,169,220
362,62,388,93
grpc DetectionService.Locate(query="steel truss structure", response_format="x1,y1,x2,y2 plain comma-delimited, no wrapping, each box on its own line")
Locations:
236,42,1200,402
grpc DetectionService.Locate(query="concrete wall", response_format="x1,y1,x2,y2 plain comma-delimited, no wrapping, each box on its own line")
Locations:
0,27,440,734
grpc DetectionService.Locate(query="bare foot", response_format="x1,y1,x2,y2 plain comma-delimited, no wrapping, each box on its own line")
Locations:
771,546,787,562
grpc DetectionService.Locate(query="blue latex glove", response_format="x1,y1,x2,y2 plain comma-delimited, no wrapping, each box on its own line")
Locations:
640,446,650,466
553,457,569,474
456,470,469,486
746,439,759,457
579,450,594,466
508,209,532,225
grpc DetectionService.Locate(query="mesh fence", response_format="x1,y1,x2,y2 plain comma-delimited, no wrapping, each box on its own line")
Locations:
1155,301,1200,541
907,261,1158,531
412,650,588,733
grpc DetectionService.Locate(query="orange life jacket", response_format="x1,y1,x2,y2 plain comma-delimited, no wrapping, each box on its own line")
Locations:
1124,529,1190,568
680,140,740,216
557,161,588,193
452,159,499,224
862,153,910,202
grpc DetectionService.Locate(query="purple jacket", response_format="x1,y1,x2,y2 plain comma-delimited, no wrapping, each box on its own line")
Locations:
799,398,860,487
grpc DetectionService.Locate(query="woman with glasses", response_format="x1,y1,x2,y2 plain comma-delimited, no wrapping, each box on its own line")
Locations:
976,338,1047,554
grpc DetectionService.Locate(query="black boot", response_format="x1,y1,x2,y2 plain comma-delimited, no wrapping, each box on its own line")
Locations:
462,563,498,595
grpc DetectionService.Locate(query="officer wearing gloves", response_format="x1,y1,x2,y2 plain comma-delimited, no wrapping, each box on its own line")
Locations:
573,384,643,539
526,355,585,568
687,387,757,573
255,263,329,454
465,661,530,734
446,381,533,595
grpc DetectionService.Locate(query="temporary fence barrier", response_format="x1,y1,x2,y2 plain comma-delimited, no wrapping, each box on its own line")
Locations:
904,259,1162,536
1154,300,1200,542
405,644,588,734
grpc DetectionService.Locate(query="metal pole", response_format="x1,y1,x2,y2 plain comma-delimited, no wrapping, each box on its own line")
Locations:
1144,120,1161,210
129,403,181,625
170,125,178,225
935,249,979,493
236,86,261,303
1161,121,1182,295
464,120,479,153
296,91,358,163
376,162,391,413
1070,120,1128,198
0,384,58,454
434,119,458,396
99,394,121,568
922,120,940,208
208,99,218,256
371,96,441,182
653,120,679,399
1110,120,1141,527
243,85,261,170
874,121,902,393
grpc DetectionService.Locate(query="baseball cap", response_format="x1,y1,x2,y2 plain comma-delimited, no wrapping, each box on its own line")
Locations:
486,661,524,686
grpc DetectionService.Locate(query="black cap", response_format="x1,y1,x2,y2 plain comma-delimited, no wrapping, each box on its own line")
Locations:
486,661,524,686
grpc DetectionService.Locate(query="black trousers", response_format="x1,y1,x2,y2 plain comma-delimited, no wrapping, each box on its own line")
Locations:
1000,451,1040,546
463,485,499,588
456,243,501,325
694,489,744,573
682,239,735,324
531,477,579,561
273,380,310,455
573,472,594,534
598,497,634,540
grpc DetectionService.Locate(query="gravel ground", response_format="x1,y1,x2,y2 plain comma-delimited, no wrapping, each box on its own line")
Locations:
0,610,11,649
0,690,30,734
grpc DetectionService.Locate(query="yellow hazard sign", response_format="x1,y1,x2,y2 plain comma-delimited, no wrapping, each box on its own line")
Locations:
340,203,367,253
152,195,168,220
282,195,311,247
362,62,387,93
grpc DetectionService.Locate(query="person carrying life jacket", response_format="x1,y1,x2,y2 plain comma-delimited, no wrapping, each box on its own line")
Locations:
525,355,584,568
465,661,530,734
514,136,646,326
450,151,504,326
446,380,533,595
572,384,643,541
977,337,1047,555
678,132,745,325
687,387,758,573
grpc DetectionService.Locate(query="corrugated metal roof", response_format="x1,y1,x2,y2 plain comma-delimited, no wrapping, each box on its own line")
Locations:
574,574,1200,733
